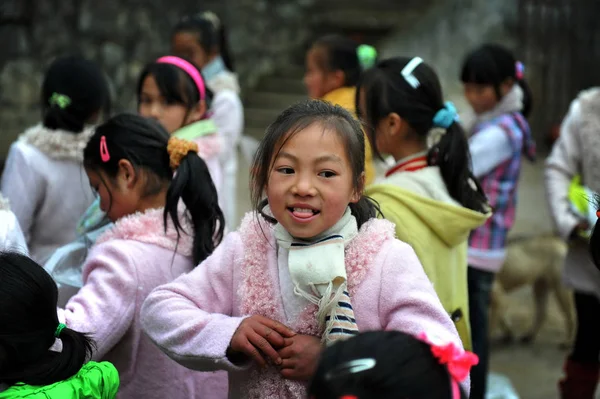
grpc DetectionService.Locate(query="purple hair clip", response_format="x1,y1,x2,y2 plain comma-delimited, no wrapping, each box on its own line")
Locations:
515,61,525,80
100,136,110,162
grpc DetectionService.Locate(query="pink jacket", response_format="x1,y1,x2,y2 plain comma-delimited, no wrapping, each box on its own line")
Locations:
58,208,228,399
141,213,465,398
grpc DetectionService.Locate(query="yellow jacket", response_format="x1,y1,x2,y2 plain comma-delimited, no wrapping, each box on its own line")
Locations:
321,87,375,185
366,168,490,350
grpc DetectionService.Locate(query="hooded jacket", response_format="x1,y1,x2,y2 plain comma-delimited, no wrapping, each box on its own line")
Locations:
366,164,490,349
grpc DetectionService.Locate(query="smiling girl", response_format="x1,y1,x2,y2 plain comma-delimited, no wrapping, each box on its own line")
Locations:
140,99,466,399
58,114,227,399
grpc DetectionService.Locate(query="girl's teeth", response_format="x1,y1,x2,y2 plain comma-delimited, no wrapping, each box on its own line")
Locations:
293,208,314,213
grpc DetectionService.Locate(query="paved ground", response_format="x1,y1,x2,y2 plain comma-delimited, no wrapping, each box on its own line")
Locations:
232,147,597,399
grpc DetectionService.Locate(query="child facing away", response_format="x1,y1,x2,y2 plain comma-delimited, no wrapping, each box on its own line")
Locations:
357,57,490,351
0,251,119,399
0,194,27,255
546,88,600,399
172,11,244,228
308,330,478,399
140,100,466,399
459,43,536,399
58,114,227,399
304,34,376,185
0,55,110,264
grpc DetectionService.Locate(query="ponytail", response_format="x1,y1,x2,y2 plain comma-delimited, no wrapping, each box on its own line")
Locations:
165,152,224,265
217,22,235,72
517,79,533,118
428,122,488,213
0,251,95,386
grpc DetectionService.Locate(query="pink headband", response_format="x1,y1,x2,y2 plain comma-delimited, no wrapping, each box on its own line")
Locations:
418,332,478,399
156,56,206,101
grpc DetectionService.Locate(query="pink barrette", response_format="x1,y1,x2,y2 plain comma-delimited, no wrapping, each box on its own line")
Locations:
418,332,479,399
515,61,525,80
156,56,206,101
100,136,110,162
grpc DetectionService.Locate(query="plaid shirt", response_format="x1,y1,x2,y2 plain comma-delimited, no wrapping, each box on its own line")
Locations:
469,112,536,251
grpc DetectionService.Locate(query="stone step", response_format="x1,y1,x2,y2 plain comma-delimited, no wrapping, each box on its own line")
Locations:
245,91,308,110
244,107,285,130
311,9,416,32
257,77,306,95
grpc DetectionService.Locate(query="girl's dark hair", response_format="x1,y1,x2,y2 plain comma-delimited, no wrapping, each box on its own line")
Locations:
83,114,224,264
137,59,213,122
173,12,235,71
357,57,488,214
41,55,111,133
461,44,533,118
312,35,369,87
0,251,94,386
251,99,380,228
308,330,468,399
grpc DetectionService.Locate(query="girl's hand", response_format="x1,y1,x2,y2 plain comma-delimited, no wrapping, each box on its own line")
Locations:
228,315,296,367
278,334,322,381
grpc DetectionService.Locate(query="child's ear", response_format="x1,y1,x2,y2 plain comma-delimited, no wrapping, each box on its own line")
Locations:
186,100,207,124
117,159,137,189
500,78,515,97
351,172,366,203
332,69,346,88
386,112,403,137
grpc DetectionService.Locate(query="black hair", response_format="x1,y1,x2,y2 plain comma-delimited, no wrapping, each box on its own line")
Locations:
357,57,488,214
83,113,224,264
137,59,213,126
312,35,374,87
251,99,380,229
173,12,235,72
308,330,468,399
41,55,111,133
0,251,94,386
461,44,533,118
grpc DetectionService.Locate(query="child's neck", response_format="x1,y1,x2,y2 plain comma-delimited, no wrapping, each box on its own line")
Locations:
136,189,168,214
391,142,427,163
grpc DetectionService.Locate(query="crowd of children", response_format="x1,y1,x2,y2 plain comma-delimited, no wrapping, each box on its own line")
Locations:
0,9,597,399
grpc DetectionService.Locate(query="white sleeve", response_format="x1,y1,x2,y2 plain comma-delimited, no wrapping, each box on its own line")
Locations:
0,210,28,255
211,90,244,158
545,99,583,240
469,126,514,178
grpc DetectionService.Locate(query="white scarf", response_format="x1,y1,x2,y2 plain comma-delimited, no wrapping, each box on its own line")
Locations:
460,85,524,135
274,208,358,342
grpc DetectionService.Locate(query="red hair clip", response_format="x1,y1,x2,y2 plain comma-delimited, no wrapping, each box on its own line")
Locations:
596,210,600,218
100,136,110,163
418,332,478,399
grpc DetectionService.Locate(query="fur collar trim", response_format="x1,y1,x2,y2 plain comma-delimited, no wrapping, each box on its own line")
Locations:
0,194,10,211
236,212,395,398
460,85,524,134
96,208,194,257
20,124,94,162
207,71,241,94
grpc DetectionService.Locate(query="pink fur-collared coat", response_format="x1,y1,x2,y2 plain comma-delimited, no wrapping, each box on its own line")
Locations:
58,208,228,399
140,213,466,399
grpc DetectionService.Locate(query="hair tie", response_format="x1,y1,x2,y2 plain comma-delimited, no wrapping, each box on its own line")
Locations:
432,101,458,129
515,61,525,80
201,11,221,29
357,44,377,70
157,56,206,101
167,137,199,170
401,57,423,89
54,323,67,338
100,136,110,163
48,92,72,109
596,210,600,219
418,332,478,399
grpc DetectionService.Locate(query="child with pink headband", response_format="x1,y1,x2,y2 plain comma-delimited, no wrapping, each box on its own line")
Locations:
137,55,225,216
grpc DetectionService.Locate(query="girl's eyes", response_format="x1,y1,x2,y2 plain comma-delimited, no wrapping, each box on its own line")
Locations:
277,167,295,175
318,170,337,178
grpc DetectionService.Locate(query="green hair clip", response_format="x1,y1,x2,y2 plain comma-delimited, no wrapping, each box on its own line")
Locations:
357,44,378,70
54,323,67,338
49,92,72,109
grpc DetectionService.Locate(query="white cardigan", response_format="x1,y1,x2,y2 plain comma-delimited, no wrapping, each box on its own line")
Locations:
0,125,94,263
545,88,600,298
0,195,28,255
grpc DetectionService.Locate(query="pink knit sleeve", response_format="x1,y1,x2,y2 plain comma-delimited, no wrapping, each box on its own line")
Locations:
140,232,248,372
378,240,470,395
58,241,138,360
